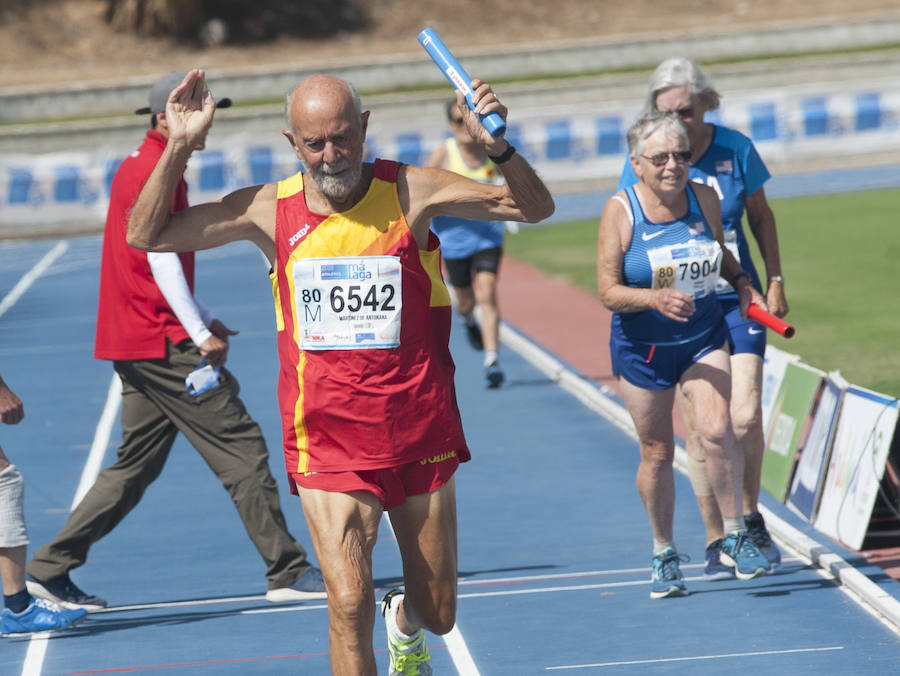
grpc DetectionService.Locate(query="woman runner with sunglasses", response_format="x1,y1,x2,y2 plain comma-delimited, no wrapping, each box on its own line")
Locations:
597,111,771,598
618,58,789,581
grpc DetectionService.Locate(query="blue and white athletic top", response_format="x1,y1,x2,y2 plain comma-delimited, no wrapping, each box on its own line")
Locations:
611,183,723,345
618,124,770,304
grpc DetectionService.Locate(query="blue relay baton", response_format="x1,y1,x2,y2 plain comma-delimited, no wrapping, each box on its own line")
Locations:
418,27,507,138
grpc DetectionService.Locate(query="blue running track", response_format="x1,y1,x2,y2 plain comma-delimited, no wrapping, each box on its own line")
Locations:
1,235,898,674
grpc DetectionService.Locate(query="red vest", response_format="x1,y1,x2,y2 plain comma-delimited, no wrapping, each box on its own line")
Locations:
271,160,470,482
94,130,195,360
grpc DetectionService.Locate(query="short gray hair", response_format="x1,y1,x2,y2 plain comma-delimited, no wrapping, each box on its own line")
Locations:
642,57,720,115
626,111,690,159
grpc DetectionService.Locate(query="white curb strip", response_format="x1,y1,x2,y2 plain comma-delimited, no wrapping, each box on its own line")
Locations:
500,321,900,633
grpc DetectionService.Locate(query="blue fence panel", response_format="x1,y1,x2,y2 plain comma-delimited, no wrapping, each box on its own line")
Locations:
749,103,778,141
198,151,226,191
104,158,123,195
802,97,830,137
596,116,623,155
7,168,33,205
53,166,81,203
545,120,572,160
248,146,273,184
396,133,422,166
855,92,882,131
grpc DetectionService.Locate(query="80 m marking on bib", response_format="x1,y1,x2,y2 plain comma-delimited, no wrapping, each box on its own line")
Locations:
300,284,396,320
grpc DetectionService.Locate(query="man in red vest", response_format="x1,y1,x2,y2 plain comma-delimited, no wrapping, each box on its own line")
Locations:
25,72,324,611
125,69,554,676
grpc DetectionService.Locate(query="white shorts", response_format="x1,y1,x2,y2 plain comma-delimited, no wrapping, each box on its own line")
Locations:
0,464,29,548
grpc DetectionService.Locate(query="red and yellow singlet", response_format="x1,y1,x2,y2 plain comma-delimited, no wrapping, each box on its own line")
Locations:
271,159,470,490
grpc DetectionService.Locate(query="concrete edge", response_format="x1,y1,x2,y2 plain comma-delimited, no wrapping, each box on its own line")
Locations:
498,319,900,633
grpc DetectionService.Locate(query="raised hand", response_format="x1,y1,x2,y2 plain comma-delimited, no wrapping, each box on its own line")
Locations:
164,69,216,150
458,79,508,149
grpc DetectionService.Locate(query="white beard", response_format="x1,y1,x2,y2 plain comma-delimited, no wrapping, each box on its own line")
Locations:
309,159,360,201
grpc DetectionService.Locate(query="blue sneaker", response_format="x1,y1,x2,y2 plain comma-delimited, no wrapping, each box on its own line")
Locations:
265,567,328,602
703,539,736,581
720,530,769,580
745,512,781,571
650,548,689,599
485,361,505,389
2,598,87,636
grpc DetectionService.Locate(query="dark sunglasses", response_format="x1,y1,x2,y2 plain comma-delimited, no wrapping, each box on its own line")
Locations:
641,151,692,167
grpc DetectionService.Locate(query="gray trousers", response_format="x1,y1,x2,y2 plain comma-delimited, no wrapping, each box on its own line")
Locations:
27,339,310,590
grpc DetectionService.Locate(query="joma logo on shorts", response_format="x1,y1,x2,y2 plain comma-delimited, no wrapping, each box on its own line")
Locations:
289,224,311,246
420,450,457,465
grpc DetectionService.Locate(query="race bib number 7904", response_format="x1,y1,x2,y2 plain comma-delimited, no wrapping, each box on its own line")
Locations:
292,256,402,350
647,240,721,298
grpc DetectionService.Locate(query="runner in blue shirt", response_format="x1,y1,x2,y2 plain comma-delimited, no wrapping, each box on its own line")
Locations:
618,57,789,580
599,111,770,598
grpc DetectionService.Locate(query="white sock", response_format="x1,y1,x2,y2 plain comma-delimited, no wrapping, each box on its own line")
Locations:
386,593,418,642
724,517,745,534
484,350,499,367
653,539,674,556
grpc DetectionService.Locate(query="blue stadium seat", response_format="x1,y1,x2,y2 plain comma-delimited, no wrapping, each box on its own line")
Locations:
7,168,33,205
749,103,778,141
595,116,623,155
855,92,882,131
104,158,123,196
802,97,830,137
198,151,226,191
545,120,572,160
396,133,422,166
248,146,273,184
53,166,81,203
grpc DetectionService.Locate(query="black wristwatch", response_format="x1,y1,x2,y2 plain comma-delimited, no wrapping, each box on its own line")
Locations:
488,144,517,164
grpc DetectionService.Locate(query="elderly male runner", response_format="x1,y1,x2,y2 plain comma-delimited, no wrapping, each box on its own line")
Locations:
126,69,553,675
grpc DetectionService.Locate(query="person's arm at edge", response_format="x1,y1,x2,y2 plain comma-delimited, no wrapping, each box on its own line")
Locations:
745,186,788,317
0,374,24,425
696,184,764,319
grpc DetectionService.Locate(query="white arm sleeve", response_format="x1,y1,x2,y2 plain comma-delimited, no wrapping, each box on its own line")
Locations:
147,252,214,347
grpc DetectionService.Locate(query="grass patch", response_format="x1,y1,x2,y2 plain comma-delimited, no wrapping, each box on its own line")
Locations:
504,188,900,396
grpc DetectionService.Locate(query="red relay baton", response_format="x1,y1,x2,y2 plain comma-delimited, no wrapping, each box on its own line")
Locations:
748,304,795,338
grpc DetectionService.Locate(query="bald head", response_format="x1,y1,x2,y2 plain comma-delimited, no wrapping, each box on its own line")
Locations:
285,75,362,136
281,74,369,205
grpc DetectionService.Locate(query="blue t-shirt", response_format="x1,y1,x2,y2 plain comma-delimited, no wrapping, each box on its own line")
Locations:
430,139,505,260
617,124,770,302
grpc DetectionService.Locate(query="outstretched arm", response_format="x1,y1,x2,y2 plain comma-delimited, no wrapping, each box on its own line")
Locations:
746,186,788,317
401,79,554,242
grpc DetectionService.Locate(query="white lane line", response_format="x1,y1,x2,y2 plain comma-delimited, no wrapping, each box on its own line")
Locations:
70,373,122,511
0,241,68,319
4,241,69,676
94,594,293,613
443,623,480,675
545,645,844,670
20,632,50,676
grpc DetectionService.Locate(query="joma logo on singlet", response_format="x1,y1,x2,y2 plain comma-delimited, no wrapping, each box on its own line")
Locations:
289,224,312,246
